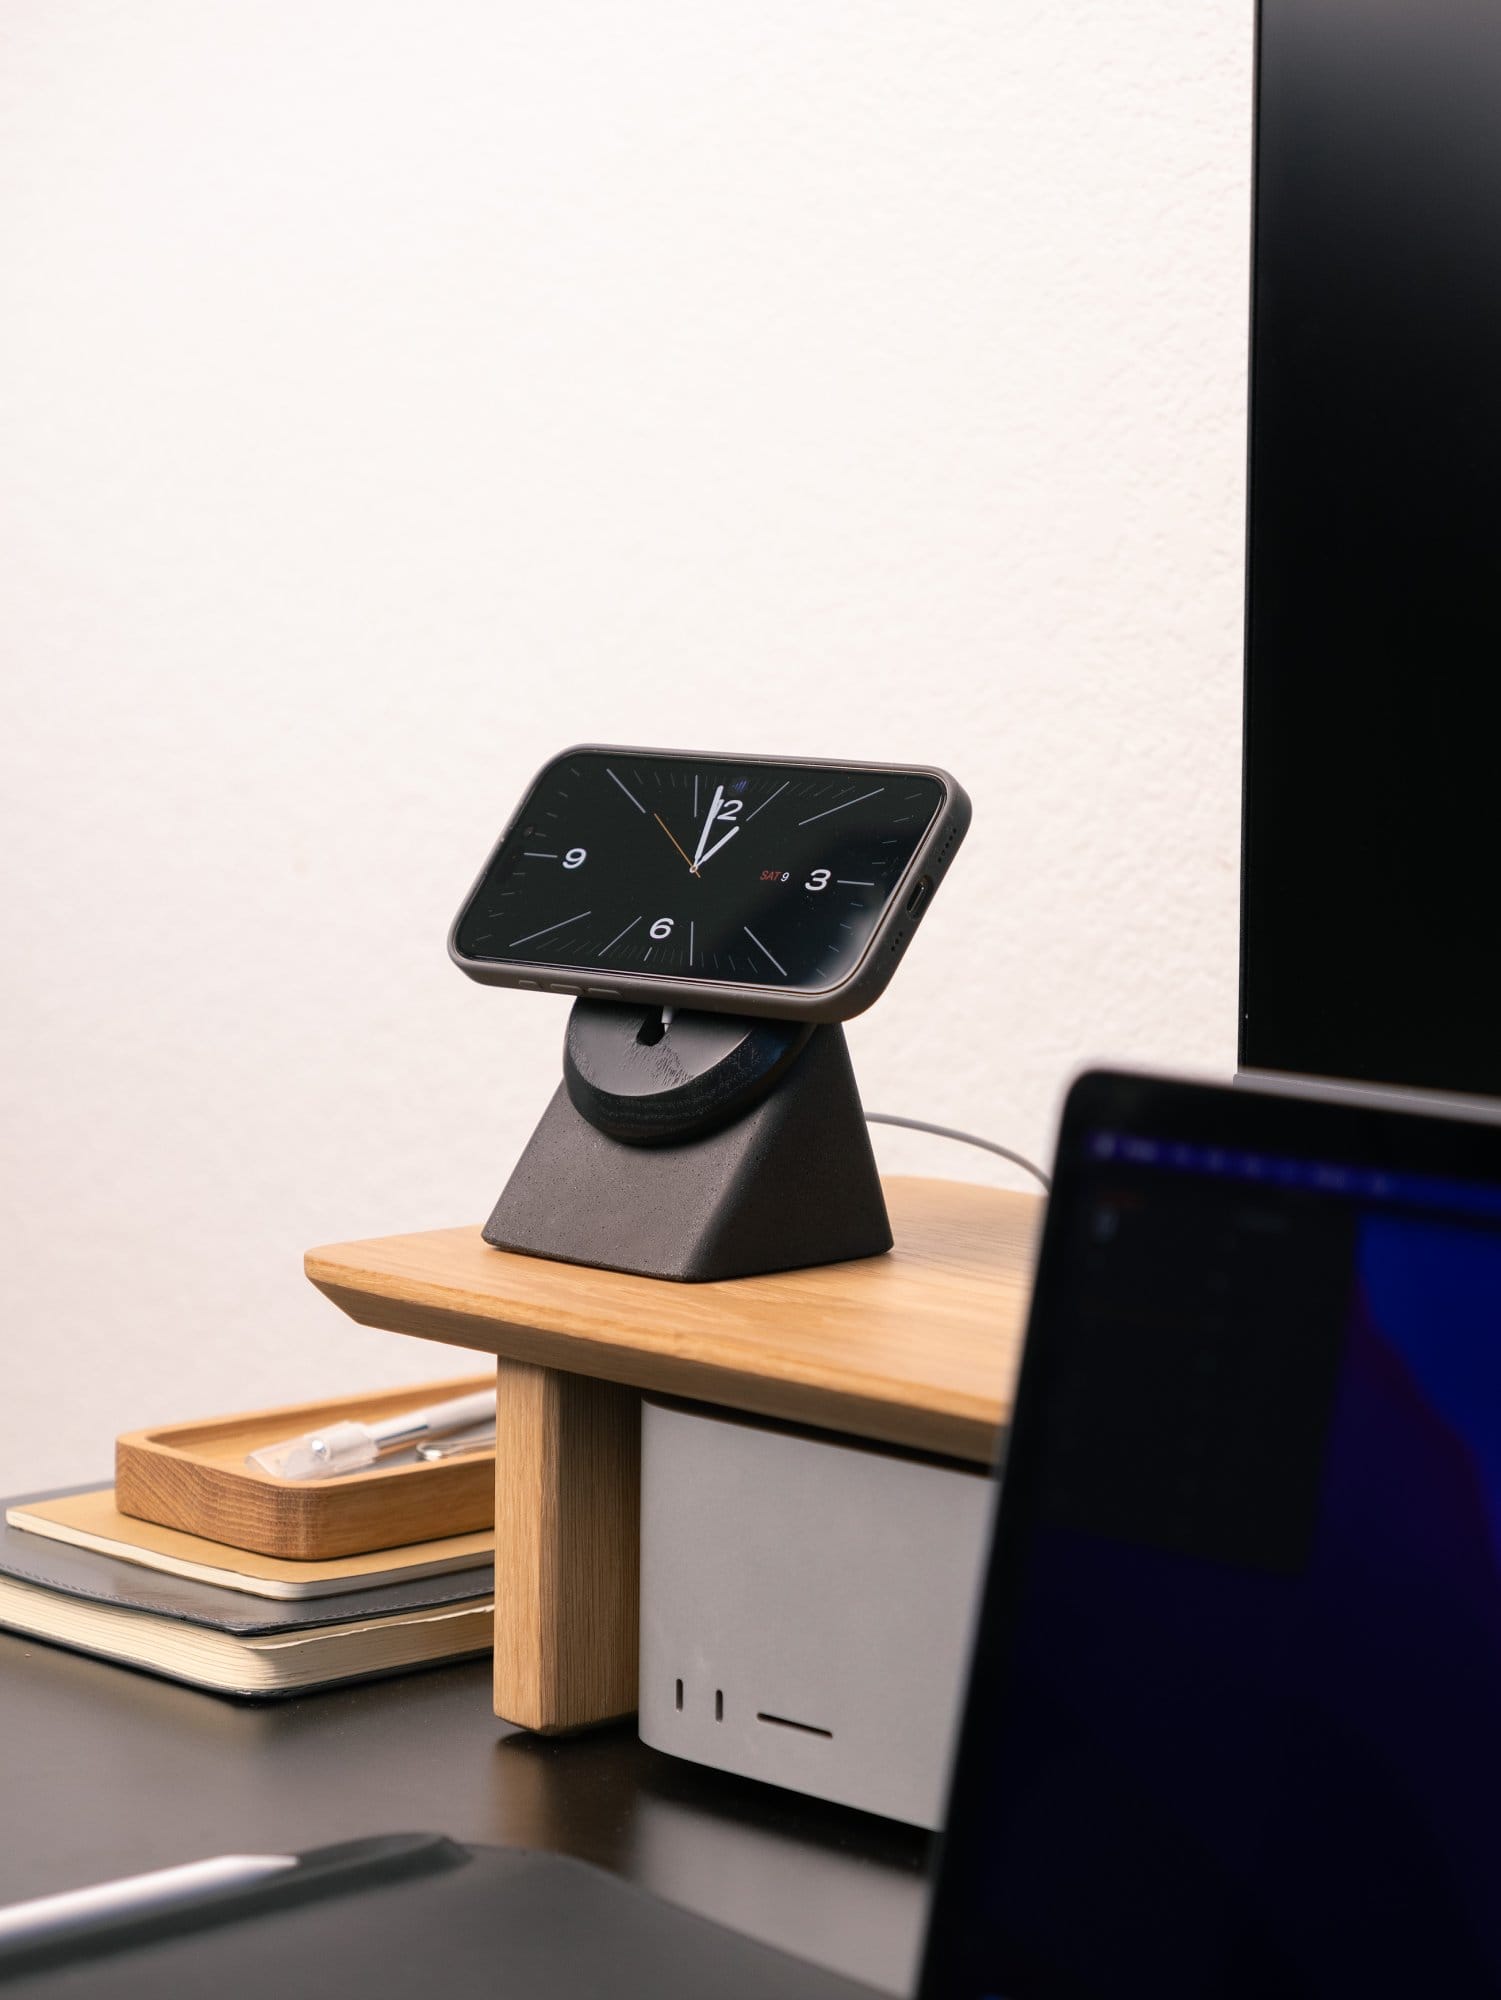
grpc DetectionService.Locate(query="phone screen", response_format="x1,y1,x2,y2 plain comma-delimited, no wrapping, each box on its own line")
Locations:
452,750,945,997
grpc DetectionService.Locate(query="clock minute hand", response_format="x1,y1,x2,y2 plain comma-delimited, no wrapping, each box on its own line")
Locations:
692,784,725,868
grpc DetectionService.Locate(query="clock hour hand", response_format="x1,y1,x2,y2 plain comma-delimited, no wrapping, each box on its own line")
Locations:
696,824,739,869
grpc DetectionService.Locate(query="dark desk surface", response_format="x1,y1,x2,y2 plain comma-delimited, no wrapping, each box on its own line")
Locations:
0,1634,930,1995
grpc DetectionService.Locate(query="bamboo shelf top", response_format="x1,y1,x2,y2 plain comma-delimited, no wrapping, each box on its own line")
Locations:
305,1177,1043,1464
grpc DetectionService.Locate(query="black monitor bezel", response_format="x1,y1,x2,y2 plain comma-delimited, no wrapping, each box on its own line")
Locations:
1237,0,1501,1100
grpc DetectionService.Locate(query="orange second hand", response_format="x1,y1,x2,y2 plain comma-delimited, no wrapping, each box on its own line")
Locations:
654,812,700,875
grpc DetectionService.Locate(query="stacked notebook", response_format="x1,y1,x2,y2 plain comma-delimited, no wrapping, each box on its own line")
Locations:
0,1487,494,1697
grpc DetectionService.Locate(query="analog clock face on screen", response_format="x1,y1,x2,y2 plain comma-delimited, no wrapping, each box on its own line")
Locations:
452,751,947,996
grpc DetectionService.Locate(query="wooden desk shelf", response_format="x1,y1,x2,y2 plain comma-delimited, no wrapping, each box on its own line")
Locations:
305,1176,1042,1733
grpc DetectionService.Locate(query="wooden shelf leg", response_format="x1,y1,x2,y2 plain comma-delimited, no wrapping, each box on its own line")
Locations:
493,1358,641,1733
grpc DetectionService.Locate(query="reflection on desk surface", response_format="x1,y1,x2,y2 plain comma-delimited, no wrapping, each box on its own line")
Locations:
0,1637,930,1997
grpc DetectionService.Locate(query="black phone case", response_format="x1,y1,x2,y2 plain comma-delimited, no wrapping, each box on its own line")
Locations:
449,744,972,1024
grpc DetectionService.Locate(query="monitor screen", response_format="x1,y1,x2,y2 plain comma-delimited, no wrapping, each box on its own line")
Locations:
1241,0,1501,1097
922,1074,1501,1998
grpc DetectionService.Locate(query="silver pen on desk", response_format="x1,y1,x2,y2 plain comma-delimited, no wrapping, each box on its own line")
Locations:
246,1390,497,1481
0,1856,297,1951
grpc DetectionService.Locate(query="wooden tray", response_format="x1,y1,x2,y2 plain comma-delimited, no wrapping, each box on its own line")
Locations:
115,1373,497,1560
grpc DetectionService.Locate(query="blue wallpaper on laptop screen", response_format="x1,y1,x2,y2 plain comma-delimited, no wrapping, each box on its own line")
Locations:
968,1208,1501,1997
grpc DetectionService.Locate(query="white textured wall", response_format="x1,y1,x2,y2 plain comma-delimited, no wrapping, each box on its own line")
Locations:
0,3,1250,1492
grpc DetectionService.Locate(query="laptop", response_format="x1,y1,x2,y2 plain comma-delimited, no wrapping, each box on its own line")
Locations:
918,1067,1501,1996
6,1070,1499,1995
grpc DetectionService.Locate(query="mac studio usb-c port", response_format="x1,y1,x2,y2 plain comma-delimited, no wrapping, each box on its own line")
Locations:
905,875,932,918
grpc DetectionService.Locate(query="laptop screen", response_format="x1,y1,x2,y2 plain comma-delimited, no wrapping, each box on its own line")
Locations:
920,1073,1501,1999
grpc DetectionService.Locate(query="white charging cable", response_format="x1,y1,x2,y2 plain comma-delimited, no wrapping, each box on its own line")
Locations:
864,1112,1052,1194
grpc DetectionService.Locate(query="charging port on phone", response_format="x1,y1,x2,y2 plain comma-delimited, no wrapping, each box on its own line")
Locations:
905,875,932,918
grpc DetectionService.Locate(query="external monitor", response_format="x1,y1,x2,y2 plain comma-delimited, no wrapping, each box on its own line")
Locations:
1241,0,1501,1104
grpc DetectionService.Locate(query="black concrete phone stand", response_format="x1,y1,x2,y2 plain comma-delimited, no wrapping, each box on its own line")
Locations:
483,999,892,1282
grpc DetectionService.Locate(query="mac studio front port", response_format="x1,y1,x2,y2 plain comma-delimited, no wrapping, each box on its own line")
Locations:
637,1398,993,1829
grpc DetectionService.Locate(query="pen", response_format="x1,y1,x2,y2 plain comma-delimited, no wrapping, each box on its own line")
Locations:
0,1856,297,1951
0,1837,467,1974
246,1389,497,1480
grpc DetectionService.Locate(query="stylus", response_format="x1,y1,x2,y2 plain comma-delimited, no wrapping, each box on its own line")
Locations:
0,1856,297,1951
0,1836,470,1974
